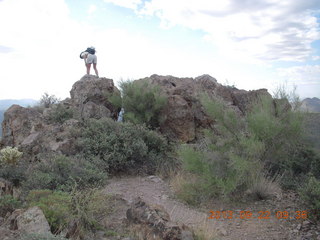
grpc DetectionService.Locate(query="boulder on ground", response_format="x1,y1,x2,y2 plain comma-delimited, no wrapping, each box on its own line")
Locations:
126,198,194,240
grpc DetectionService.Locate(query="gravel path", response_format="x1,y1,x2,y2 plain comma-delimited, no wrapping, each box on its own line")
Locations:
103,176,319,240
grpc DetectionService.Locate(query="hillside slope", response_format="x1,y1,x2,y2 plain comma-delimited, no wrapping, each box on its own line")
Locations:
300,97,320,113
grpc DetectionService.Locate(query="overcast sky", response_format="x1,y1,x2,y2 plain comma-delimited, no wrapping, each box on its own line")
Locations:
0,0,319,100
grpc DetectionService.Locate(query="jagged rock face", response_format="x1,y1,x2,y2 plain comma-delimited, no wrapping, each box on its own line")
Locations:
126,198,194,240
135,74,273,142
1,75,121,159
70,75,121,119
1,105,44,147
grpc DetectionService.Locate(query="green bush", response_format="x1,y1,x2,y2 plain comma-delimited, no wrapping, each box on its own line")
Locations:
0,146,23,165
27,189,113,238
299,175,320,219
0,162,27,186
120,79,167,129
22,155,106,192
67,188,113,238
47,104,73,124
76,118,175,175
27,190,71,233
177,92,309,204
0,195,21,217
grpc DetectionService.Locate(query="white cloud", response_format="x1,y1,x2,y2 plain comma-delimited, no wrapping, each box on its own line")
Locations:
312,56,320,61
88,4,97,14
137,0,320,62
103,0,142,10
277,65,320,85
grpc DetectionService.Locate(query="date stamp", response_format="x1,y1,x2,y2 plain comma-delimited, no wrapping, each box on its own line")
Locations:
208,210,308,220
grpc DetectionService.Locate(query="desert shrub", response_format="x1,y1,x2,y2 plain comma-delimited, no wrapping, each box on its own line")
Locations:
67,188,113,238
47,104,73,124
247,96,305,174
19,233,67,240
120,79,167,129
0,161,27,186
27,188,113,237
76,118,175,175
27,190,71,233
177,91,309,204
106,91,122,110
299,175,320,219
22,155,106,192
0,146,23,165
0,195,21,217
39,93,59,108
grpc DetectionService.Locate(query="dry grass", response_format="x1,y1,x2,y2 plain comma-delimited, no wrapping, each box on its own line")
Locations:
192,219,219,240
248,174,282,200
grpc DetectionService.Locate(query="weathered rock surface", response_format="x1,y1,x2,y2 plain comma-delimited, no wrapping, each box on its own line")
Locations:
0,206,52,239
126,198,194,240
1,105,44,147
134,74,274,142
1,74,280,151
70,75,120,119
1,75,120,159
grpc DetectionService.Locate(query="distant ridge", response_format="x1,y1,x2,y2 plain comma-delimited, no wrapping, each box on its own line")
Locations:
300,97,320,113
0,99,38,110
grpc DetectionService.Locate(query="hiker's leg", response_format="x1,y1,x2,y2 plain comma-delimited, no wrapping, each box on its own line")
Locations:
93,63,99,77
86,63,91,74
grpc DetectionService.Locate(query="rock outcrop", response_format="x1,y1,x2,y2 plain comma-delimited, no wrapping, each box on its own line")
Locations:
1,75,121,159
134,74,274,142
126,198,194,240
1,74,279,152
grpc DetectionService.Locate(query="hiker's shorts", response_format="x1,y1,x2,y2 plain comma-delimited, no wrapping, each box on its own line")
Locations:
86,54,97,64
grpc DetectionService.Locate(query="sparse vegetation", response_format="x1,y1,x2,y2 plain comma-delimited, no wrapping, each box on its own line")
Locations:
47,104,73,124
299,174,320,219
26,188,113,238
177,90,316,205
0,147,26,186
120,79,167,129
0,146,23,165
27,190,71,233
22,154,106,192
39,93,59,108
75,118,176,175
0,195,21,217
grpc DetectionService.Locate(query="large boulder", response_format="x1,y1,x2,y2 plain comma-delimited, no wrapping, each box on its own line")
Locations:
70,75,121,119
126,198,194,240
0,206,53,239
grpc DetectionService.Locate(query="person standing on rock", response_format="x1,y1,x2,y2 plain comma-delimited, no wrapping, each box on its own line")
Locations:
80,46,99,77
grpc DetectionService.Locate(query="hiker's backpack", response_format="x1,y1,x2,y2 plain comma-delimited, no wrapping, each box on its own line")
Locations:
86,47,95,54
79,47,95,59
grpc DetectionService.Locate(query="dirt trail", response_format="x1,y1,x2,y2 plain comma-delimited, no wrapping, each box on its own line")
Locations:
103,176,319,240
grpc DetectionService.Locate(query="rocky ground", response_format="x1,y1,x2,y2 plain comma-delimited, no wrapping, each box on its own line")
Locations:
103,175,320,240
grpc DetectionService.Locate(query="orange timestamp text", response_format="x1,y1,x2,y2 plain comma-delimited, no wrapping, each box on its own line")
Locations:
208,210,308,220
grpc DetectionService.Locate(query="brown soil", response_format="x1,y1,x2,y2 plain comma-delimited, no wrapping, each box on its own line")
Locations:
103,176,320,240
